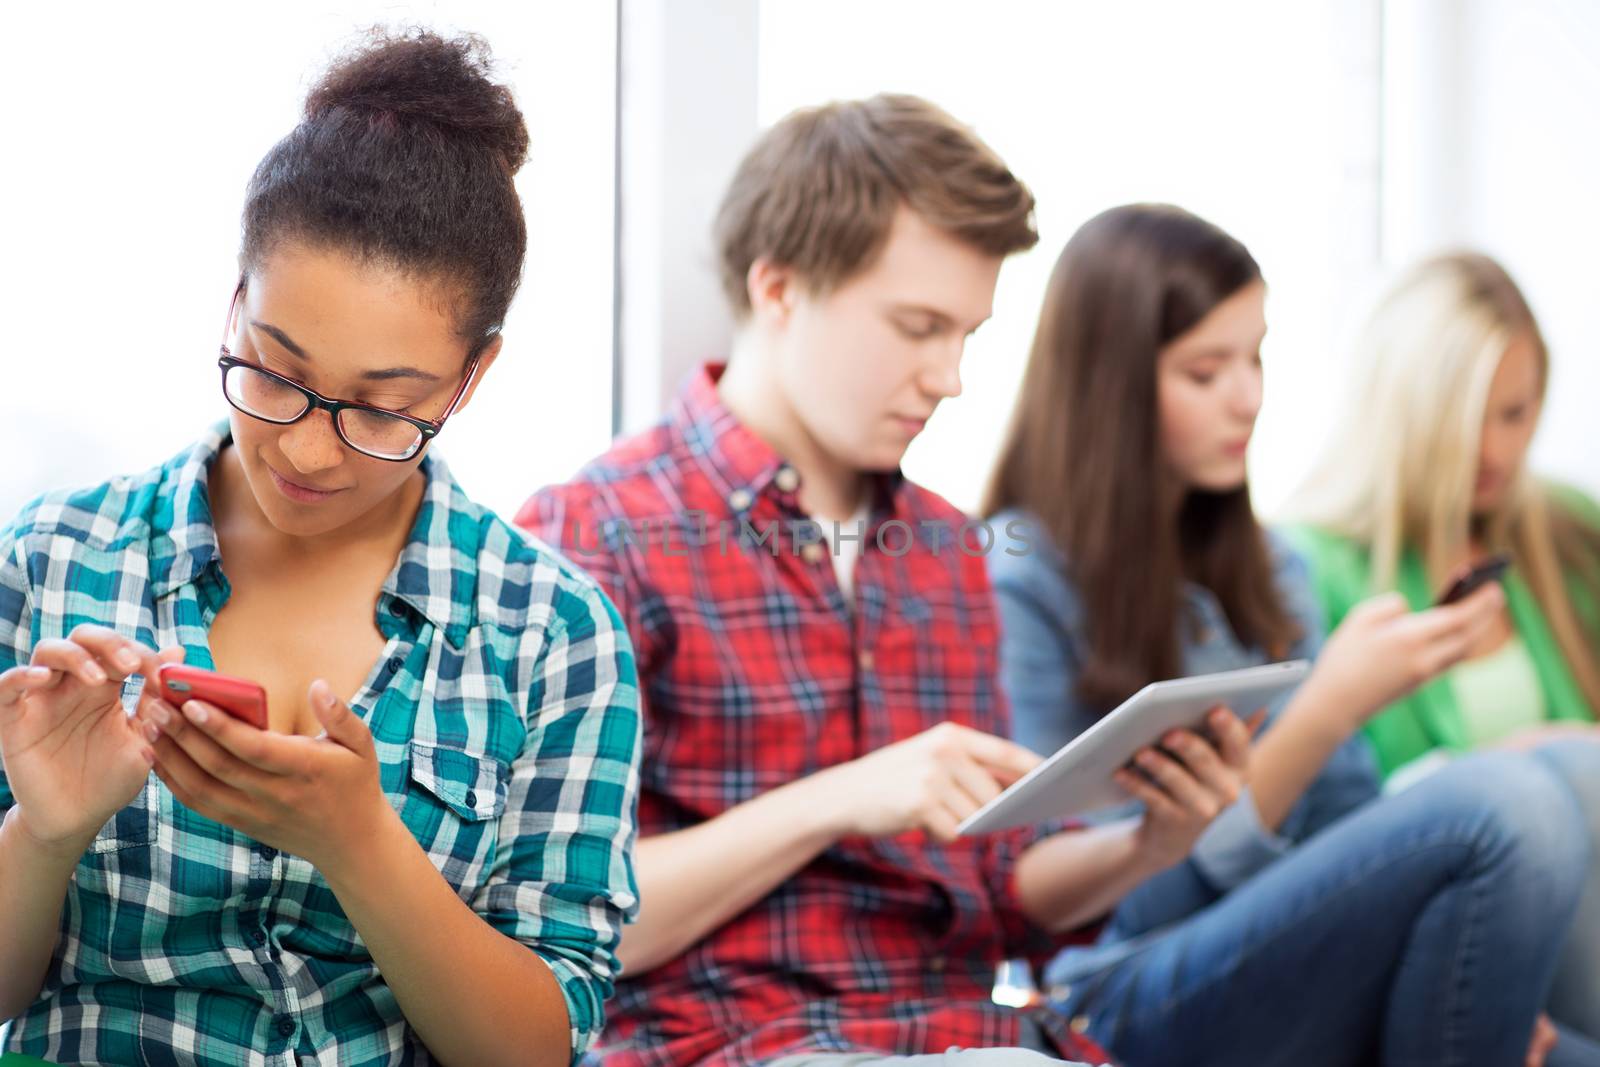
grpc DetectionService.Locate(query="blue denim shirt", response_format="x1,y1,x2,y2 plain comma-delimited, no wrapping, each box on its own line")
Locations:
987,509,1379,907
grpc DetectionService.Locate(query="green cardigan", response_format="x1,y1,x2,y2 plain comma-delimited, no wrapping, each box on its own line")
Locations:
1283,486,1600,778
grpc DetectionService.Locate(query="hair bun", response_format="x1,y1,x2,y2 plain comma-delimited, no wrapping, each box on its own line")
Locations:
306,28,528,174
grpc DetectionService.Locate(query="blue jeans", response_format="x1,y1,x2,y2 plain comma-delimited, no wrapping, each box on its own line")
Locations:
1042,751,1589,1067
1538,739,1600,1041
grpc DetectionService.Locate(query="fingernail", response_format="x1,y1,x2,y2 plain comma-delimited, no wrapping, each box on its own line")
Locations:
1164,732,1183,747
85,664,107,684
116,648,140,671
143,722,160,743
184,701,208,725
319,685,336,709
26,666,49,680
148,702,170,727
1138,752,1158,767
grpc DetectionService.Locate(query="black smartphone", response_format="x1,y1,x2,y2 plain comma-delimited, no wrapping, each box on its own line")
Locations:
1436,552,1511,606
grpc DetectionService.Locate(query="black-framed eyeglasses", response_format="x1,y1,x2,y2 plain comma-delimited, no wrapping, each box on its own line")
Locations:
217,285,484,462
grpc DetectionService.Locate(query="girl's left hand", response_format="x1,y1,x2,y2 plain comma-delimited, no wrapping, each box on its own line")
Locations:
1117,705,1262,870
136,679,393,874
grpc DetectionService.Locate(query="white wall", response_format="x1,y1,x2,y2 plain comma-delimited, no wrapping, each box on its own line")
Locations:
1454,0,1600,495
615,0,757,433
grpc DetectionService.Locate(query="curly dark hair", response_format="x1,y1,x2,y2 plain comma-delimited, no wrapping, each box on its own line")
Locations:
240,28,528,352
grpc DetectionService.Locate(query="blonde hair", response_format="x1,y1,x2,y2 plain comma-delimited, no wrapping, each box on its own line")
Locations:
1290,252,1600,710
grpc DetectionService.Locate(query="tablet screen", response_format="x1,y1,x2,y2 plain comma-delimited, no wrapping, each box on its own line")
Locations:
959,660,1311,835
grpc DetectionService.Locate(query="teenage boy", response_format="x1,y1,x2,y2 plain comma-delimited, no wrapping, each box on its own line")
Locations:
519,95,1245,1067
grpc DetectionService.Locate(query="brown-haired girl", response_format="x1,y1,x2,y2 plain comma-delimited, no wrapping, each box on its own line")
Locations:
984,203,1594,1067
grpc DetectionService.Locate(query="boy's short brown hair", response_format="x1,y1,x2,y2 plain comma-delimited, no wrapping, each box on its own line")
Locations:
713,94,1038,316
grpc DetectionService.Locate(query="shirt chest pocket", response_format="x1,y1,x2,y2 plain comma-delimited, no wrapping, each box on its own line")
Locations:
84,776,158,855
397,740,509,897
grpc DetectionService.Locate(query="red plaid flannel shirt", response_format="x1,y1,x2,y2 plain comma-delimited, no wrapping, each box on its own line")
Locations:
518,365,1108,1067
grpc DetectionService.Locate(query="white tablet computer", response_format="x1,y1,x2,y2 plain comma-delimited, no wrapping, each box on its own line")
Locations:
958,660,1311,836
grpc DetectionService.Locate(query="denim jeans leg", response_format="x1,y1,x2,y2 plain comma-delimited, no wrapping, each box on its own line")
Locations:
1536,738,1600,1041
1042,751,1587,1067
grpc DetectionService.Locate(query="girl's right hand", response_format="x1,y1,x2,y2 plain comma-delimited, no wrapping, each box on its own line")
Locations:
807,721,1042,843
0,626,183,852
1310,583,1505,732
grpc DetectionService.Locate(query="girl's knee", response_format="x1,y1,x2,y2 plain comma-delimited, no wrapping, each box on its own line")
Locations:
1424,751,1589,875
1533,737,1600,816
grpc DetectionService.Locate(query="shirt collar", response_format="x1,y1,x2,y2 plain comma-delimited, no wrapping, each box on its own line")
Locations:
147,423,479,648
147,424,228,599
384,450,480,648
671,362,908,517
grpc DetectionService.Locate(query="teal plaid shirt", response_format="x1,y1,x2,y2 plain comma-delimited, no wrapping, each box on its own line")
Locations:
0,427,641,1067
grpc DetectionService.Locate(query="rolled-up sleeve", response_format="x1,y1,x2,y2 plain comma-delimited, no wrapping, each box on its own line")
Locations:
1188,785,1296,889
981,819,1103,962
0,517,37,815
477,579,641,1065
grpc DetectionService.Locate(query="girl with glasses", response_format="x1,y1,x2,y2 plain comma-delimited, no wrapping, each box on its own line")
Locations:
0,30,639,1067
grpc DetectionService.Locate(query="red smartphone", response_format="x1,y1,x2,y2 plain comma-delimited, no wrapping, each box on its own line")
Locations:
1436,552,1511,606
156,664,269,730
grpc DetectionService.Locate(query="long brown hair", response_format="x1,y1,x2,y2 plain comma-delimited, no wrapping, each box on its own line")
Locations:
984,203,1300,711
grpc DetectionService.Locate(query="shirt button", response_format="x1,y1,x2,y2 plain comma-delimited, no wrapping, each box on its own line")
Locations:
774,466,800,493
386,655,404,674
464,789,478,808
389,602,407,618
728,488,754,512
248,928,266,947
257,845,278,861
276,1015,296,1038
858,650,875,671
800,542,826,564
929,956,946,973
